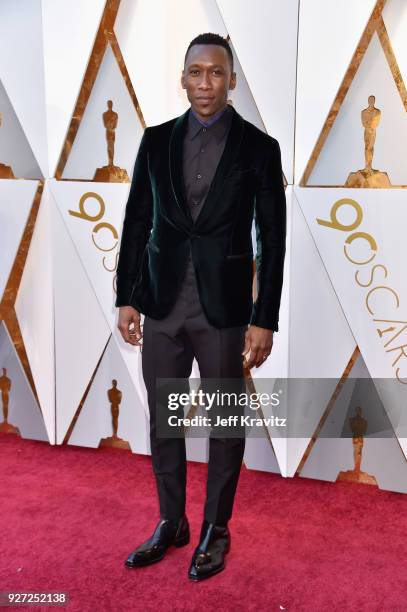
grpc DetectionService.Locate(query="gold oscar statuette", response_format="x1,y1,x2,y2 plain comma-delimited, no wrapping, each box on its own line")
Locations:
345,95,391,187
337,406,378,486
93,100,130,182
99,379,130,449
0,112,15,179
0,367,20,435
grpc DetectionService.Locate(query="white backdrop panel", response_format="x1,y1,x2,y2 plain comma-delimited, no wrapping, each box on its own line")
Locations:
289,191,357,378
0,0,48,176
0,81,42,179
297,187,407,457
295,0,377,183
51,189,111,444
228,41,265,132
0,179,38,299
50,180,150,426
244,435,281,473
0,322,48,442
62,45,144,180
216,0,298,183
41,0,106,177
68,333,149,454
15,182,55,443
300,438,407,493
296,187,407,379
50,180,131,327
284,191,358,475
300,354,407,492
308,33,407,186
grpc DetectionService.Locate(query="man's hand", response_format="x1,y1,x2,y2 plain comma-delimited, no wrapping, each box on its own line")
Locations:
117,306,143,347
242,325,274,368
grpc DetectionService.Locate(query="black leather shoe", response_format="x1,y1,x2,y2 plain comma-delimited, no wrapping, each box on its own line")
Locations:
188,520,231,581
125,515,190,567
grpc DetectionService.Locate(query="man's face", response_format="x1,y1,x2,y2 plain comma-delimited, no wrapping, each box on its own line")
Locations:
181,44,236,120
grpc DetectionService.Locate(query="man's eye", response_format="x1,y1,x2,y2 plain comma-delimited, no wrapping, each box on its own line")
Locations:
213,70,222,75
190,70,199,75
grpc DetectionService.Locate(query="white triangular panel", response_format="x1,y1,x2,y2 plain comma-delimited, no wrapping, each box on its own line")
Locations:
296,187,407,380
68,333,149,454
300,353,407,492
244,436,280,473
289,191,357,377
51,189,111,444
228,40,265,131
0,81,42,179
296,187,407,456
286,378,355,478
284,190,358,476
354,438,407,492
0,179,38,298
110,329,149,424
308,33,407,186
41,0,106,177
15,181,55,443
62,45,144,180
242,377,289,476
295,0,377,183
114,0,227,126
300,437,407,493
216,0,299,183
0,322,48,441
49,180,130,328
0,0,48,176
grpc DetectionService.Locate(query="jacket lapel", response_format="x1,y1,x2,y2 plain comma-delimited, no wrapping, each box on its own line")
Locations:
169,108,193,225
195,106,244,227
168,105,245,228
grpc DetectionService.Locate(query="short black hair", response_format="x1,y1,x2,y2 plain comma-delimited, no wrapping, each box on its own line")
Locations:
184,33,234,71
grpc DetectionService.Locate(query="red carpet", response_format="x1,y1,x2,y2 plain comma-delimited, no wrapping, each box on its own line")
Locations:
1,432,406,611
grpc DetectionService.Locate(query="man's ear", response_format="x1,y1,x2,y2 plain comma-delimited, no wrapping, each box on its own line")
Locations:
229,71,237,91
181,70,186,89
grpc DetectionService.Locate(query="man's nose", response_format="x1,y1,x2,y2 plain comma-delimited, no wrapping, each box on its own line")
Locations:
198,72,211,89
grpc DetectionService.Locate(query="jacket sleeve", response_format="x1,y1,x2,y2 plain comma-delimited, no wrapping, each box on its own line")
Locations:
250,138,287,331
115,128,153,307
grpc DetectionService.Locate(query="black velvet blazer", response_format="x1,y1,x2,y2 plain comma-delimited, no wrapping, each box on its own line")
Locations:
115,105,286,331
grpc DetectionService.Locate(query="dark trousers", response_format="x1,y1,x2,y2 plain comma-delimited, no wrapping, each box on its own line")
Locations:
141,255,247,526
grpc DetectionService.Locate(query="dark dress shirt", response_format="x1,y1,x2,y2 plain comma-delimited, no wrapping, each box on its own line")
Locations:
182,103,234,223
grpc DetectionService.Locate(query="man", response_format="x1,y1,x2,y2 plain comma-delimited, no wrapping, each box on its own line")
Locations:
116,32,286,581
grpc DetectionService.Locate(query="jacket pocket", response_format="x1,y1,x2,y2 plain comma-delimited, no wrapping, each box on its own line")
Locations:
226,251,253,260
228,166,256,178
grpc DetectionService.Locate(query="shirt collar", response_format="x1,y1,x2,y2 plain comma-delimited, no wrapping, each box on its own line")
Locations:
187,103,233,141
